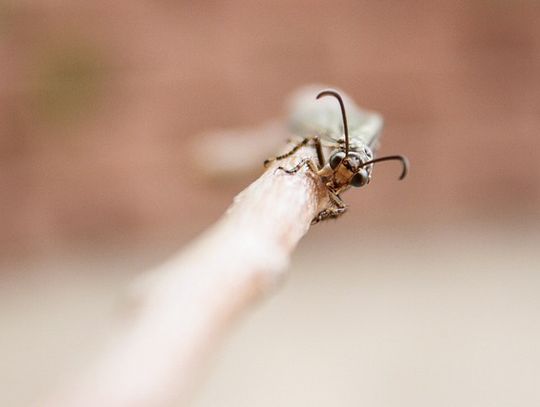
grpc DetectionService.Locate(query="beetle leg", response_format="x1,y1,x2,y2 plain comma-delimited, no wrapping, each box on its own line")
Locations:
311,192,347,224
264,138,310,167
312,137,325,168
264,136,324,168
276,158,318,175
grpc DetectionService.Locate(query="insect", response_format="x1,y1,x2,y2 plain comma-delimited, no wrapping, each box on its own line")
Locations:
264,88,409,224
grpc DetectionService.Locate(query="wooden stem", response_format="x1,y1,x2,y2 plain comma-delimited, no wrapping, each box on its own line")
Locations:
41,146,327,407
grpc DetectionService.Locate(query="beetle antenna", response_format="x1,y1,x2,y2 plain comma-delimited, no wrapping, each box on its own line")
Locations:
316,90,349,156
360,155,409,180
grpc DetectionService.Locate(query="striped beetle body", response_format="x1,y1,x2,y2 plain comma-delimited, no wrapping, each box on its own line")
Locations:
265,87,408,224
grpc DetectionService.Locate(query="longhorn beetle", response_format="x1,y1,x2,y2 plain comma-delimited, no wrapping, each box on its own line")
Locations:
264,89,409,224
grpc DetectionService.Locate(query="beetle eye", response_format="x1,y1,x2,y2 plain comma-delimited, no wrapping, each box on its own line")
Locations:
329,151,346,169
351,170,368,187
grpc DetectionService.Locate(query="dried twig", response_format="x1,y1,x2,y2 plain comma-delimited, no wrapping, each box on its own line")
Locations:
41,144,328,407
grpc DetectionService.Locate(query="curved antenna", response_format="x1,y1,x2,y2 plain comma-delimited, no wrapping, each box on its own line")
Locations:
360,155,409,180
316,90,349,155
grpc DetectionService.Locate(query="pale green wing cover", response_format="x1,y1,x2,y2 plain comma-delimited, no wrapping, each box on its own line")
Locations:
287,85,383,149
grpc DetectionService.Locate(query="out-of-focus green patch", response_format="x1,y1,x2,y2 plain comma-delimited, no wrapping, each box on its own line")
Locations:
32,42,108,125
0,1,14,36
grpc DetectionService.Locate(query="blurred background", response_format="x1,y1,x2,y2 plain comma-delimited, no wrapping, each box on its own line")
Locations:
1,1,539,406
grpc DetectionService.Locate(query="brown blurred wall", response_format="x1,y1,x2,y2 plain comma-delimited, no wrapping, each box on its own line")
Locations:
1,0,539,256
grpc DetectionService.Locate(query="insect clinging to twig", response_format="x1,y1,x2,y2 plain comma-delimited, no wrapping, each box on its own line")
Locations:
264,89,409,224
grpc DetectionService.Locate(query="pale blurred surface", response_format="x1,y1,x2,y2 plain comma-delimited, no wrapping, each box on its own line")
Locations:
194,224,540,407
2,223,540,406
1,0,540,405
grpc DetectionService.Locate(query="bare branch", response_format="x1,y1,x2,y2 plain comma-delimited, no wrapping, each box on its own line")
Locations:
41,144,328,407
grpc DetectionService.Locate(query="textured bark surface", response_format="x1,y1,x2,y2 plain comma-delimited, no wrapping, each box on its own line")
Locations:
41,146,328,407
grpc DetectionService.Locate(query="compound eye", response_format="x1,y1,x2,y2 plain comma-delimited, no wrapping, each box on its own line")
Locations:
351,169,369,187
329,151,346,169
